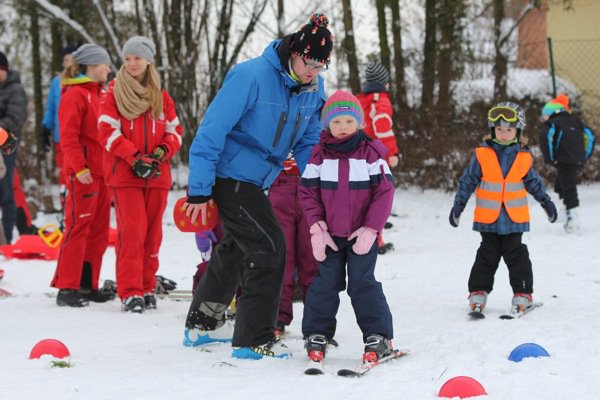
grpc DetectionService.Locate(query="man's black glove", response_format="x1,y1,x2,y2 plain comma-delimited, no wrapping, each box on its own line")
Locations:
132,153,161,179
449,202,465,228
41,127,52,152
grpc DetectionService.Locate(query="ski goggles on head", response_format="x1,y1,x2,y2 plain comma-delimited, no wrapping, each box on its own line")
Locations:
488,106,519,123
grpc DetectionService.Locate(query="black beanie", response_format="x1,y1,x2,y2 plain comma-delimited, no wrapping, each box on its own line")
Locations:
62,45,78,56
0,51,8,72
290,13,333,64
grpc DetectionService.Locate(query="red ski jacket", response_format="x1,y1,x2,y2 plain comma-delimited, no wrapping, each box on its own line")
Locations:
98,80,183,189
59,78,105,177
356,92,399,161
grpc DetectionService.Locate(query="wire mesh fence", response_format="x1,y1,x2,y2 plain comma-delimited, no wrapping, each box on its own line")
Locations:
550,38,600,130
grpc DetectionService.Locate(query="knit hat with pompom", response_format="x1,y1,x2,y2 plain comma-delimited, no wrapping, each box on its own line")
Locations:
290,13,334,64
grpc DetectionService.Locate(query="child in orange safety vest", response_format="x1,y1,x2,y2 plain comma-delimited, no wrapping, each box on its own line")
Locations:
448,101,557,316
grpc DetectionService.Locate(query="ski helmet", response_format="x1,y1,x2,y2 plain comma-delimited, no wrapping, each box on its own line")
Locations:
487,101,526,137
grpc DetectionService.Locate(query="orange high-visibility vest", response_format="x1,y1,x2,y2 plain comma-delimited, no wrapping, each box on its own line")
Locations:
474,147,532,224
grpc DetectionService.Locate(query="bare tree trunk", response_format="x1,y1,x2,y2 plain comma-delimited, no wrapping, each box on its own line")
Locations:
277,0,285,38
341,0,360,93
421,0,437,117
493,0,508,101
29,0,55,213
375,0,390,73
142,0,162,79
50,17,63,73
29,0,43,182
389,0,407,115
437,0,465,120
134,0,144,34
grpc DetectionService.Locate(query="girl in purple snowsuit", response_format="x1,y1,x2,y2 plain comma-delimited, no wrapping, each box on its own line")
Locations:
299,90,396,363
268,157,318,336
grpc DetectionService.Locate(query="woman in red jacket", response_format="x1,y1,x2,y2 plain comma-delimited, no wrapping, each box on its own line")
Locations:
98,36,182,313
50,44,112,307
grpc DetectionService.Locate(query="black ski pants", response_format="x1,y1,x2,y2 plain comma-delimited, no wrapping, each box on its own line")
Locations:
554,163,581,210
186,178,286,347
468,232,533,295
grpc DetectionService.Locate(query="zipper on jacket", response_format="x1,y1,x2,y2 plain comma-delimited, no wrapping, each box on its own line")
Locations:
272,112,287,148
288,113,302,148
144,113,149,189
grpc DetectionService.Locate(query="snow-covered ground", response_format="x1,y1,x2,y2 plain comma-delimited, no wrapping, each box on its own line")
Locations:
1,185,599,399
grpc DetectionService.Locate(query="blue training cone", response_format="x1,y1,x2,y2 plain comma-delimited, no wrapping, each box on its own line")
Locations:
508,343,550,362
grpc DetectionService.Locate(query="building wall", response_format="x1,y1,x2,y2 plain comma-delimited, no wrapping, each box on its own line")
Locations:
547,0,600,126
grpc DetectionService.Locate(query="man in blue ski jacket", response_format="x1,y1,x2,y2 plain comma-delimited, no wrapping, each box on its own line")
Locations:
182,13,333,359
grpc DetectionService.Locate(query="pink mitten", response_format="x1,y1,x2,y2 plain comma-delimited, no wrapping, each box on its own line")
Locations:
349,226,378,255
309,221,339,262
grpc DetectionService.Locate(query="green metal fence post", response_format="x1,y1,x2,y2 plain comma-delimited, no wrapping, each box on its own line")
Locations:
547,37,557,97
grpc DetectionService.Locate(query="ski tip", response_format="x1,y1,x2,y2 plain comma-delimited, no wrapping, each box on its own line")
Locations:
468,311,486,319
499,314,515,320
337,369,359,377
304,368,325,375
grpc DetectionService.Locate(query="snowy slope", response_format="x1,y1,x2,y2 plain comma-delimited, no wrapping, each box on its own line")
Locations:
1,185,599,400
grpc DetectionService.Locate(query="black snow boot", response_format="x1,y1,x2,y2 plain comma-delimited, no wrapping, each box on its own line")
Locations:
56,289,89,308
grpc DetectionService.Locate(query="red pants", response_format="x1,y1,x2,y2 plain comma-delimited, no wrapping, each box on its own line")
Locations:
13,169,31,226
54,142,65,185
51,175,110,290
112,186,168,299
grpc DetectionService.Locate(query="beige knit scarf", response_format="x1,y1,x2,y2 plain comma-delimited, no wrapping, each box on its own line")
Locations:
113,65,157,120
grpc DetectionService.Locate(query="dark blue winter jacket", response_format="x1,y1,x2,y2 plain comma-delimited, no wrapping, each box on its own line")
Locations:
454,141,551,234
188,39,326,198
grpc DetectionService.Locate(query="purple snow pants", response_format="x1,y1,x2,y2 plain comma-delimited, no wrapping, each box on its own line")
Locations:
268,173,318,326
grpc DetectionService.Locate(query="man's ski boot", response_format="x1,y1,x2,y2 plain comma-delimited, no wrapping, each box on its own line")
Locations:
511,293,533,313
305,334,328,362
183,319,235,346
468,291,488,312
363,334,393,363
231,336,291,359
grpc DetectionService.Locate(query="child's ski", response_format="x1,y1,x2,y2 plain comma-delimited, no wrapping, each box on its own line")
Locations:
468,310,485,319
337,350,408,378
304,359,325,375
468,305,485,319
499,302,543,320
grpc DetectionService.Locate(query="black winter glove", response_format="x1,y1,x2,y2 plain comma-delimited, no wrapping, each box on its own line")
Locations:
449,202,465,228
149,145,168,163
132,153,161,179
0,127,17,155
541,199,558,223
41,127,52,152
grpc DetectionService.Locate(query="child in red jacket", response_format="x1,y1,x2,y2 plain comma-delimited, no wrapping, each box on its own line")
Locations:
356,62,399,254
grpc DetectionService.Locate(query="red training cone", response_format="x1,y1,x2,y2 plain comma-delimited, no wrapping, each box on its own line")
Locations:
29,339,70,360
438,376,487,399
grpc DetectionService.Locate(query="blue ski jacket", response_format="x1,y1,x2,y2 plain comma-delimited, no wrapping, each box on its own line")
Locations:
42,75,62,143
187,39,326,199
